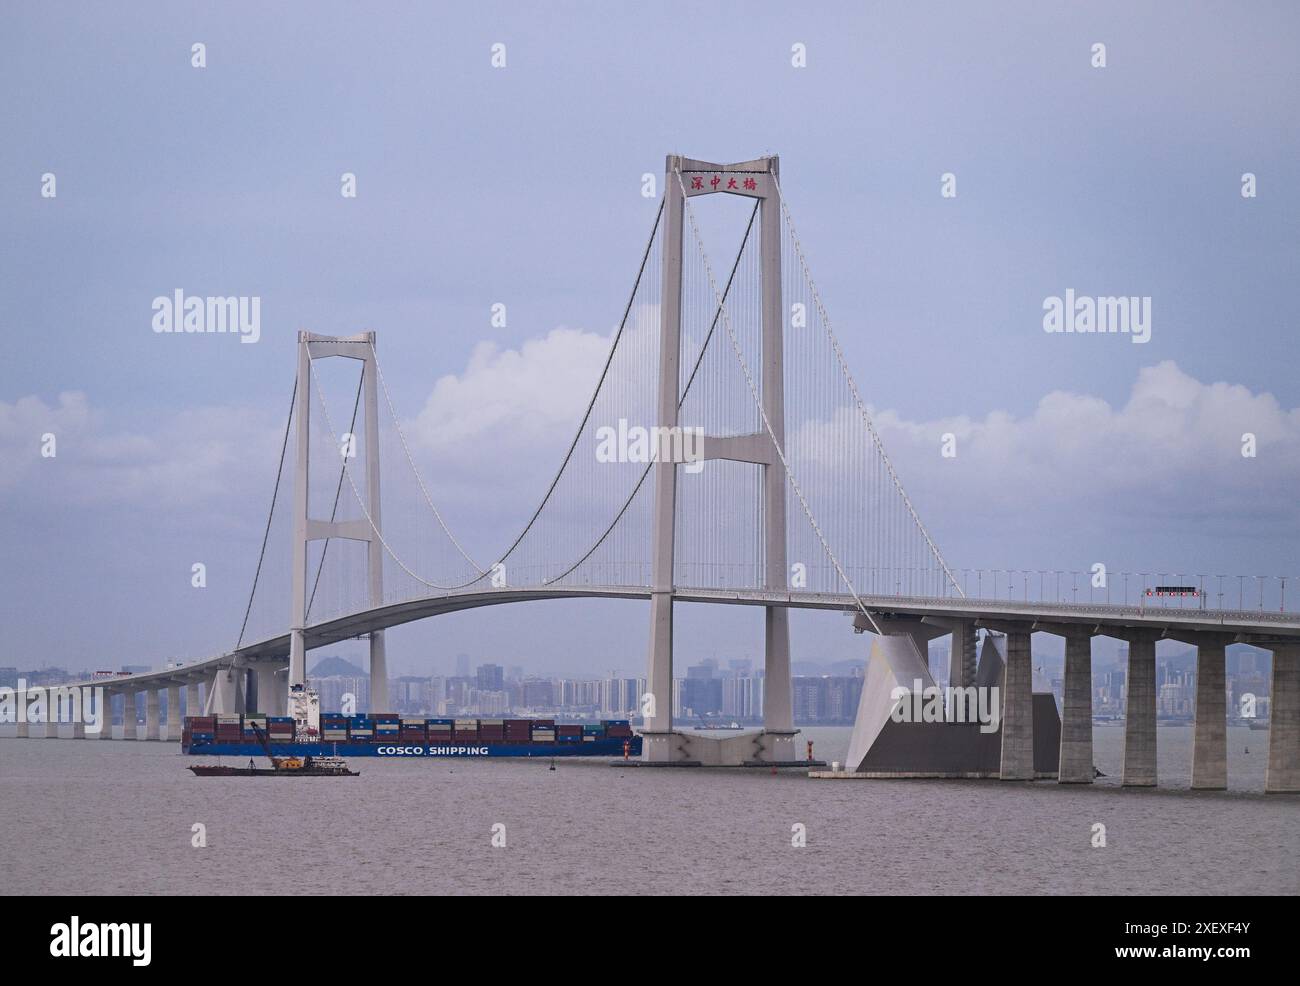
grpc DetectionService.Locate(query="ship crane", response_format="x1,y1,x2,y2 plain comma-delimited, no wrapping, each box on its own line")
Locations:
249,722,298,771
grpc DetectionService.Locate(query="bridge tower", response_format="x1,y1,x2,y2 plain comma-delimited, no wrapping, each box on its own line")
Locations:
289,331,389,713
644,155,796,764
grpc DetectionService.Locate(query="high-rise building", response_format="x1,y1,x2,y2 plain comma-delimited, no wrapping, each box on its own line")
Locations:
791,675,863,724
312,675,369,713
601,677,645,717
476,663,504,692
521,677,555,709
721,674,763,720
682,661,722,716
476,690,511,716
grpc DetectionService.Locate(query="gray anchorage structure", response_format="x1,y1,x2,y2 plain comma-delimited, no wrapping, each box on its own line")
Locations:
13,152,1300,793
822,606,1300,791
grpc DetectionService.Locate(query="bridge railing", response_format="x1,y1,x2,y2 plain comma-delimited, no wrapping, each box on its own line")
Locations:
839,566,1298,617
303,561,1300,627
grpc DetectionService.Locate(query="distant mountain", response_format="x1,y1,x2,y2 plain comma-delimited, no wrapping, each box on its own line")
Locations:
309,656,366,678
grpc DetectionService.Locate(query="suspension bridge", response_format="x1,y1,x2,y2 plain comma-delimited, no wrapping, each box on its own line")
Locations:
17,155,1300,791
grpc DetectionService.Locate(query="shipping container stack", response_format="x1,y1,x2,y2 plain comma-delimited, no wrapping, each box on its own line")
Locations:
374,713,400,743
452,718,479,743
348,715,374,743
503,718,532,744
557,724,582,745
267,716,294,743
426,718,453,745
478,718,505,743
215,714,242,744
531,719,556,743
184,715,216,748
321,714,349,744
399,718,427,743
604,719,633,739
581,722,605,743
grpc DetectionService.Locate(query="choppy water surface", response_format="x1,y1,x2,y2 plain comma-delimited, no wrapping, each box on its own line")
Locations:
2,725,1295,894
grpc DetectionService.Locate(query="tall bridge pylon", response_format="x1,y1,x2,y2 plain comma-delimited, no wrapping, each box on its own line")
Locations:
644,155,796,763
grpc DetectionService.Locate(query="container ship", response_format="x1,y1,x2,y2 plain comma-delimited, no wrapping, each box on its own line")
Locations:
181,713,640,759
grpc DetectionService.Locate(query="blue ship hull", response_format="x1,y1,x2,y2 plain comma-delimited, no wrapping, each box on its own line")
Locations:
183,737,642,758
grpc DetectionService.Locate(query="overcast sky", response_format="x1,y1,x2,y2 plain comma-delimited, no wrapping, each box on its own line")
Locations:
2,2,1297,677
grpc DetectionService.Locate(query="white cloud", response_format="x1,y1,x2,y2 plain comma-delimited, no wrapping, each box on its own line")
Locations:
5,348,1296,559
871,360,1300,528
409,327,614,458
0,390,283,510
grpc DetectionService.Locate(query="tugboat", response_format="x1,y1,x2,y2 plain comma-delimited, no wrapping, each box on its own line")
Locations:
188,724,358,777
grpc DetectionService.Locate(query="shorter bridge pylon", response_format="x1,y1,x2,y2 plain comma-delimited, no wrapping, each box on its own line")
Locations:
289,331,389,713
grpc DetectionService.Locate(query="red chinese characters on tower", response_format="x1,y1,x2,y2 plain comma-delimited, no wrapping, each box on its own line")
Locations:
686,173,762,194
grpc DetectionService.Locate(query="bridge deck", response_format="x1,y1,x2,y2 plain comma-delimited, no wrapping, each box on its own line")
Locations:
62,585,1300,691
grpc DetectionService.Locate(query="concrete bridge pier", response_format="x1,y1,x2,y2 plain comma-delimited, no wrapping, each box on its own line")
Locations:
70,716,84,739
1115,629,1159,786
1036,624,1096,783
14,690,32,736
758,607,797,763
1171,633,1232,790
641,590,676,762
950,619,977,689
99,692,115,739
45,690,60,737
166,685,182,740
976,620,1035,779
186,681,200,721
13,692,31,738
1265,643,1300,793
122,693,138,740
998,625,1035,780
145,689,161,740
